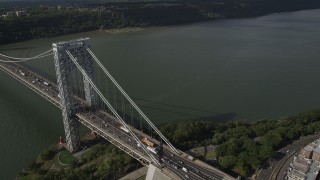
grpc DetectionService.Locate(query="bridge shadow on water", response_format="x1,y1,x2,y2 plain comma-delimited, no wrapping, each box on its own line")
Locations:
189,113,238,123
127,97,238,124
132,97,220,114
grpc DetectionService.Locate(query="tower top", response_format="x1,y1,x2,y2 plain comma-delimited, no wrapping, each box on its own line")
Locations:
52,38,90,50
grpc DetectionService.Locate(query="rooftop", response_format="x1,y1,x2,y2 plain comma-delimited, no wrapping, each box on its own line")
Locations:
288,169,306,179
313,147,320,155
304,145,314,152
291,161,308,174
306,161,320,180
286,138,320,180
309,142,316,148
295,156,311,167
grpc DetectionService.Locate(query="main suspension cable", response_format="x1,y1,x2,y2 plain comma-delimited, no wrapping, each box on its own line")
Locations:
0,52,53,63
0,49,53,60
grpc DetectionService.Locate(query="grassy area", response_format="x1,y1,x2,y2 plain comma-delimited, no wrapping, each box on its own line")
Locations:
59,150,76,165
18,142,142,180
205,151,217,160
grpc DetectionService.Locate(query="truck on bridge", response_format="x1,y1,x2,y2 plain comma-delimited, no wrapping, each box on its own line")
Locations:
141,137,155,147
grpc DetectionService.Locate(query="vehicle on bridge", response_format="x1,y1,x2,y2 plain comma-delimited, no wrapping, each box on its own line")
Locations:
43,81,50,86
136,141,142,148
19,71,25,76
120,126,129,133
147,146,158,154
141,137,155,147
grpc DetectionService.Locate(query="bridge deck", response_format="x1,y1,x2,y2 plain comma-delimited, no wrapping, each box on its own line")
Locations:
0,61,235,180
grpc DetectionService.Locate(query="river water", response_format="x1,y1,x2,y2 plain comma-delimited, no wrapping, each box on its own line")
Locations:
1,9,320,179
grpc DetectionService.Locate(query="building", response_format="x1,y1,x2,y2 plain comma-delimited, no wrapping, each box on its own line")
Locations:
2,10,28,18
287,169,306,180
6,11,15,17
15,11,27,17
312,147,320,162
286,139,320,180
301,145,314,159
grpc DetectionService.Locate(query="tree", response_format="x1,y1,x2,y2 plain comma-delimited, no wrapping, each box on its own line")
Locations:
264,131,282,148
27,160,42,171
219,155,237,169
259,144,273,160
40,147,57,161
240,136,258,154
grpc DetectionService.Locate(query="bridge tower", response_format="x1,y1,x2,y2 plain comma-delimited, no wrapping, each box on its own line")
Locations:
52,38,98,152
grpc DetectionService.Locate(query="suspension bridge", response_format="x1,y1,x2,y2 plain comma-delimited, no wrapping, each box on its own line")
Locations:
0,38,236,180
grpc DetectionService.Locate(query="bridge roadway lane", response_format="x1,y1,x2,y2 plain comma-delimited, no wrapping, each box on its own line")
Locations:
0,62,92,109
90,111,223,180
0,62,61,107
0,62,231,180
162,149,223,180
81,112,202,180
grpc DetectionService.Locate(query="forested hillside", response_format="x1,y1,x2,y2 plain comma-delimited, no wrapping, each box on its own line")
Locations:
160,109,320,176
1,0,320,45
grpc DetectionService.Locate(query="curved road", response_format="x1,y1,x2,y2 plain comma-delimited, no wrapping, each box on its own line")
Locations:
257,133,320,180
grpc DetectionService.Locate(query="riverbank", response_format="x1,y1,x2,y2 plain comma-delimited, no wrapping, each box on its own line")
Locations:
103,27,145,34
1,0,320,45
17,137,142,180
159,109,320,177
18,108,320,179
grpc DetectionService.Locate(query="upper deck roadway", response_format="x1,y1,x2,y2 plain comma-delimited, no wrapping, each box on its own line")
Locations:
0,61,236,180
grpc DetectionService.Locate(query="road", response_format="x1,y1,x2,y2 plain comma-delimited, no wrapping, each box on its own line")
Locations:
275,150,297,180
257,133,320,180
0,62,230,180
90,112,224,180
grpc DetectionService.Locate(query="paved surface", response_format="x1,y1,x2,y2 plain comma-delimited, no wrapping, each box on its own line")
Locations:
86,112,222,180
0,61,235,180
120,167,148,180
187,145,216,157
257,133,320,180
146,164,172,180
275,150,297,180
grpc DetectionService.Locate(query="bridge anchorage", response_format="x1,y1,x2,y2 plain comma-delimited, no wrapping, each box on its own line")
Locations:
0,38,236,180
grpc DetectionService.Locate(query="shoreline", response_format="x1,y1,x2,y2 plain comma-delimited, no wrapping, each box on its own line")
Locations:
2,8,320,46
1,8,320,46
102,27,145,34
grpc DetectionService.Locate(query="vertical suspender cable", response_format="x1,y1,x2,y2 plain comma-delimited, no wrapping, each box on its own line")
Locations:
86,48,179,153
66,50,160,166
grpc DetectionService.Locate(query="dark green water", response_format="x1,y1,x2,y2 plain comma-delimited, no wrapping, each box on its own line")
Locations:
1,9,320,179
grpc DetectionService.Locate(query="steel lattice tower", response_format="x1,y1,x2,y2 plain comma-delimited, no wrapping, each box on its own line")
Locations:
53,38,98,152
